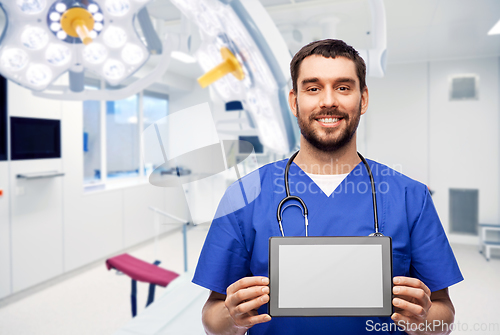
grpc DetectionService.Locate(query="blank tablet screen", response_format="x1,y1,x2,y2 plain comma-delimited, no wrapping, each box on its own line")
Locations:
269,236,392,317
279,244,383,308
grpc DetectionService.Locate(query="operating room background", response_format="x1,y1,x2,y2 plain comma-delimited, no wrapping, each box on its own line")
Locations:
0,0,500,333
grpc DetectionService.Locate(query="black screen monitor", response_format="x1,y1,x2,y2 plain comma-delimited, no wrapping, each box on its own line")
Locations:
0,75,6,161
11,117,61,160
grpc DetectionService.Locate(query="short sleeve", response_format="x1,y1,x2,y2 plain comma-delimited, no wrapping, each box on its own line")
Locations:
192,187,252,295
408,186,464,292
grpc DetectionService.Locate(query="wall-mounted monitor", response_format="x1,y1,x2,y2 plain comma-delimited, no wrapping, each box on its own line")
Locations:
0,75,6,161
10,117,61,160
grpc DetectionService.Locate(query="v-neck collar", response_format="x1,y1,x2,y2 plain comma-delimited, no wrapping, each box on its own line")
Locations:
289,160,364,198
286,161,369,231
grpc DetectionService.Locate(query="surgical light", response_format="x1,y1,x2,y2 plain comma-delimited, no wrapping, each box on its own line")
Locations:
0,0,162,96
103,26,128,48
94,22,103,31
49,12,61,21
198,47,244,88
83,43,108,64
56,31,67,40
93,12,104,22
50,22,61,31
55,2,66,12
105,0,130,17
103,59,126,80
0,48,29,71
122,43,144,65
17,0,47,14
26,64,52,86
88,4,99,13
45,43,71,66
21,27,49,50
171,0,298,154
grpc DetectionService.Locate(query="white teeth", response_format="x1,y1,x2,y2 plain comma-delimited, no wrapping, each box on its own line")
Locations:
318,118,339,123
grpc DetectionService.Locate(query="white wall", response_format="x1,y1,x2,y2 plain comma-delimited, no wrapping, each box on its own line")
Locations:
8,84,65,293
366,62,429,184
0,80,192,298
429,58,499,238
0,161,11,299
365,57,499,242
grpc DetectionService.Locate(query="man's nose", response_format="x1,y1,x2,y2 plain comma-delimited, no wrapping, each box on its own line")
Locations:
319,87,337,108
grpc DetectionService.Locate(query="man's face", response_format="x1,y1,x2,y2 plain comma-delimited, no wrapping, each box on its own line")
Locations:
289,55,369,152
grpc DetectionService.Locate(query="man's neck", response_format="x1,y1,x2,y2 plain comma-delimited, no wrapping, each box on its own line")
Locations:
293,135,361,175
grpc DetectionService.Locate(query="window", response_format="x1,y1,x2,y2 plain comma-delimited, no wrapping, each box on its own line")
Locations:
106,95,140,179
143,91,169,176
143,91,169,130
83,81,168,186
83,82,102,183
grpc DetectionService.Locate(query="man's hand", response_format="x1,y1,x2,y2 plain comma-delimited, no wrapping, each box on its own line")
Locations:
225,276,272,329
391,276,433,330
201,276,272,335
390,277,455,335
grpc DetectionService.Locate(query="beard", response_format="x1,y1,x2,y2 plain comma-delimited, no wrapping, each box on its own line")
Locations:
296,100,362,152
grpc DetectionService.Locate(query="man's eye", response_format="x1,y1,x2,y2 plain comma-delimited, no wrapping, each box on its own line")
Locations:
308,87,319,92
338,86,349,91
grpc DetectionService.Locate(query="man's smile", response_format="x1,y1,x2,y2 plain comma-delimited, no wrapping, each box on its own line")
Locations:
315,117,343,127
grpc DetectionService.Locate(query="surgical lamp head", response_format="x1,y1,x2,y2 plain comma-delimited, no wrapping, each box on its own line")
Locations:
0,0,154,93
290,39,367,94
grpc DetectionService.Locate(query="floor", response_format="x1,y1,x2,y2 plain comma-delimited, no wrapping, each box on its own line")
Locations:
448,244,500,334
0,226,209,335
0,233,499,335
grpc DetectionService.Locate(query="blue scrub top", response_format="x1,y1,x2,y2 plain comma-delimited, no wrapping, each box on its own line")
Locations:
193,159,463,335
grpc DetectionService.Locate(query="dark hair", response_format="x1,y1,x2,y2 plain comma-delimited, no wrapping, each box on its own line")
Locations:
290,39,366,93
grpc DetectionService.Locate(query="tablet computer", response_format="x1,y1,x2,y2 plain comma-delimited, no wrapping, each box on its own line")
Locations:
268,236,393,317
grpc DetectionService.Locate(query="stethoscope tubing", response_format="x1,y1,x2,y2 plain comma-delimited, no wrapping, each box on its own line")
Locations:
276,151,381,237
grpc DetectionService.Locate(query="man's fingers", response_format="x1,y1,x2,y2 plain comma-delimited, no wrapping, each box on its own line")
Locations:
392,277,432,320
236,313,272,328
224,276,271,330
226,285,269,308
392,297,429,318
227,276,269,295
232,294,270,317
393,286,431,307
391,312,421,325
393,277,431,296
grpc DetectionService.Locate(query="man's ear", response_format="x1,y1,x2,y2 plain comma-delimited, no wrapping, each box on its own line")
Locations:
289,89,298,117
360,87,369,115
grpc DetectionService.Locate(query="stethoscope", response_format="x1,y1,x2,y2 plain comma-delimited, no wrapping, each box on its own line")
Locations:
276,151,383,237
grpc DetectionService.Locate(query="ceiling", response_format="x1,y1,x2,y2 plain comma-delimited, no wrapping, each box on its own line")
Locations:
146,0,500,79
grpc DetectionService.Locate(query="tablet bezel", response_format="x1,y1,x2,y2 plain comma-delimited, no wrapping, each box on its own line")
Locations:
268,236,393,317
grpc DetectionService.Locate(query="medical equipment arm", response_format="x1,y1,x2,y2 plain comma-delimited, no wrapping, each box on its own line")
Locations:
202,277,271,335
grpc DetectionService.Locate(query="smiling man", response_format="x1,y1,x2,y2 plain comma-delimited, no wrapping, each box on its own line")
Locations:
193,39,463,335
